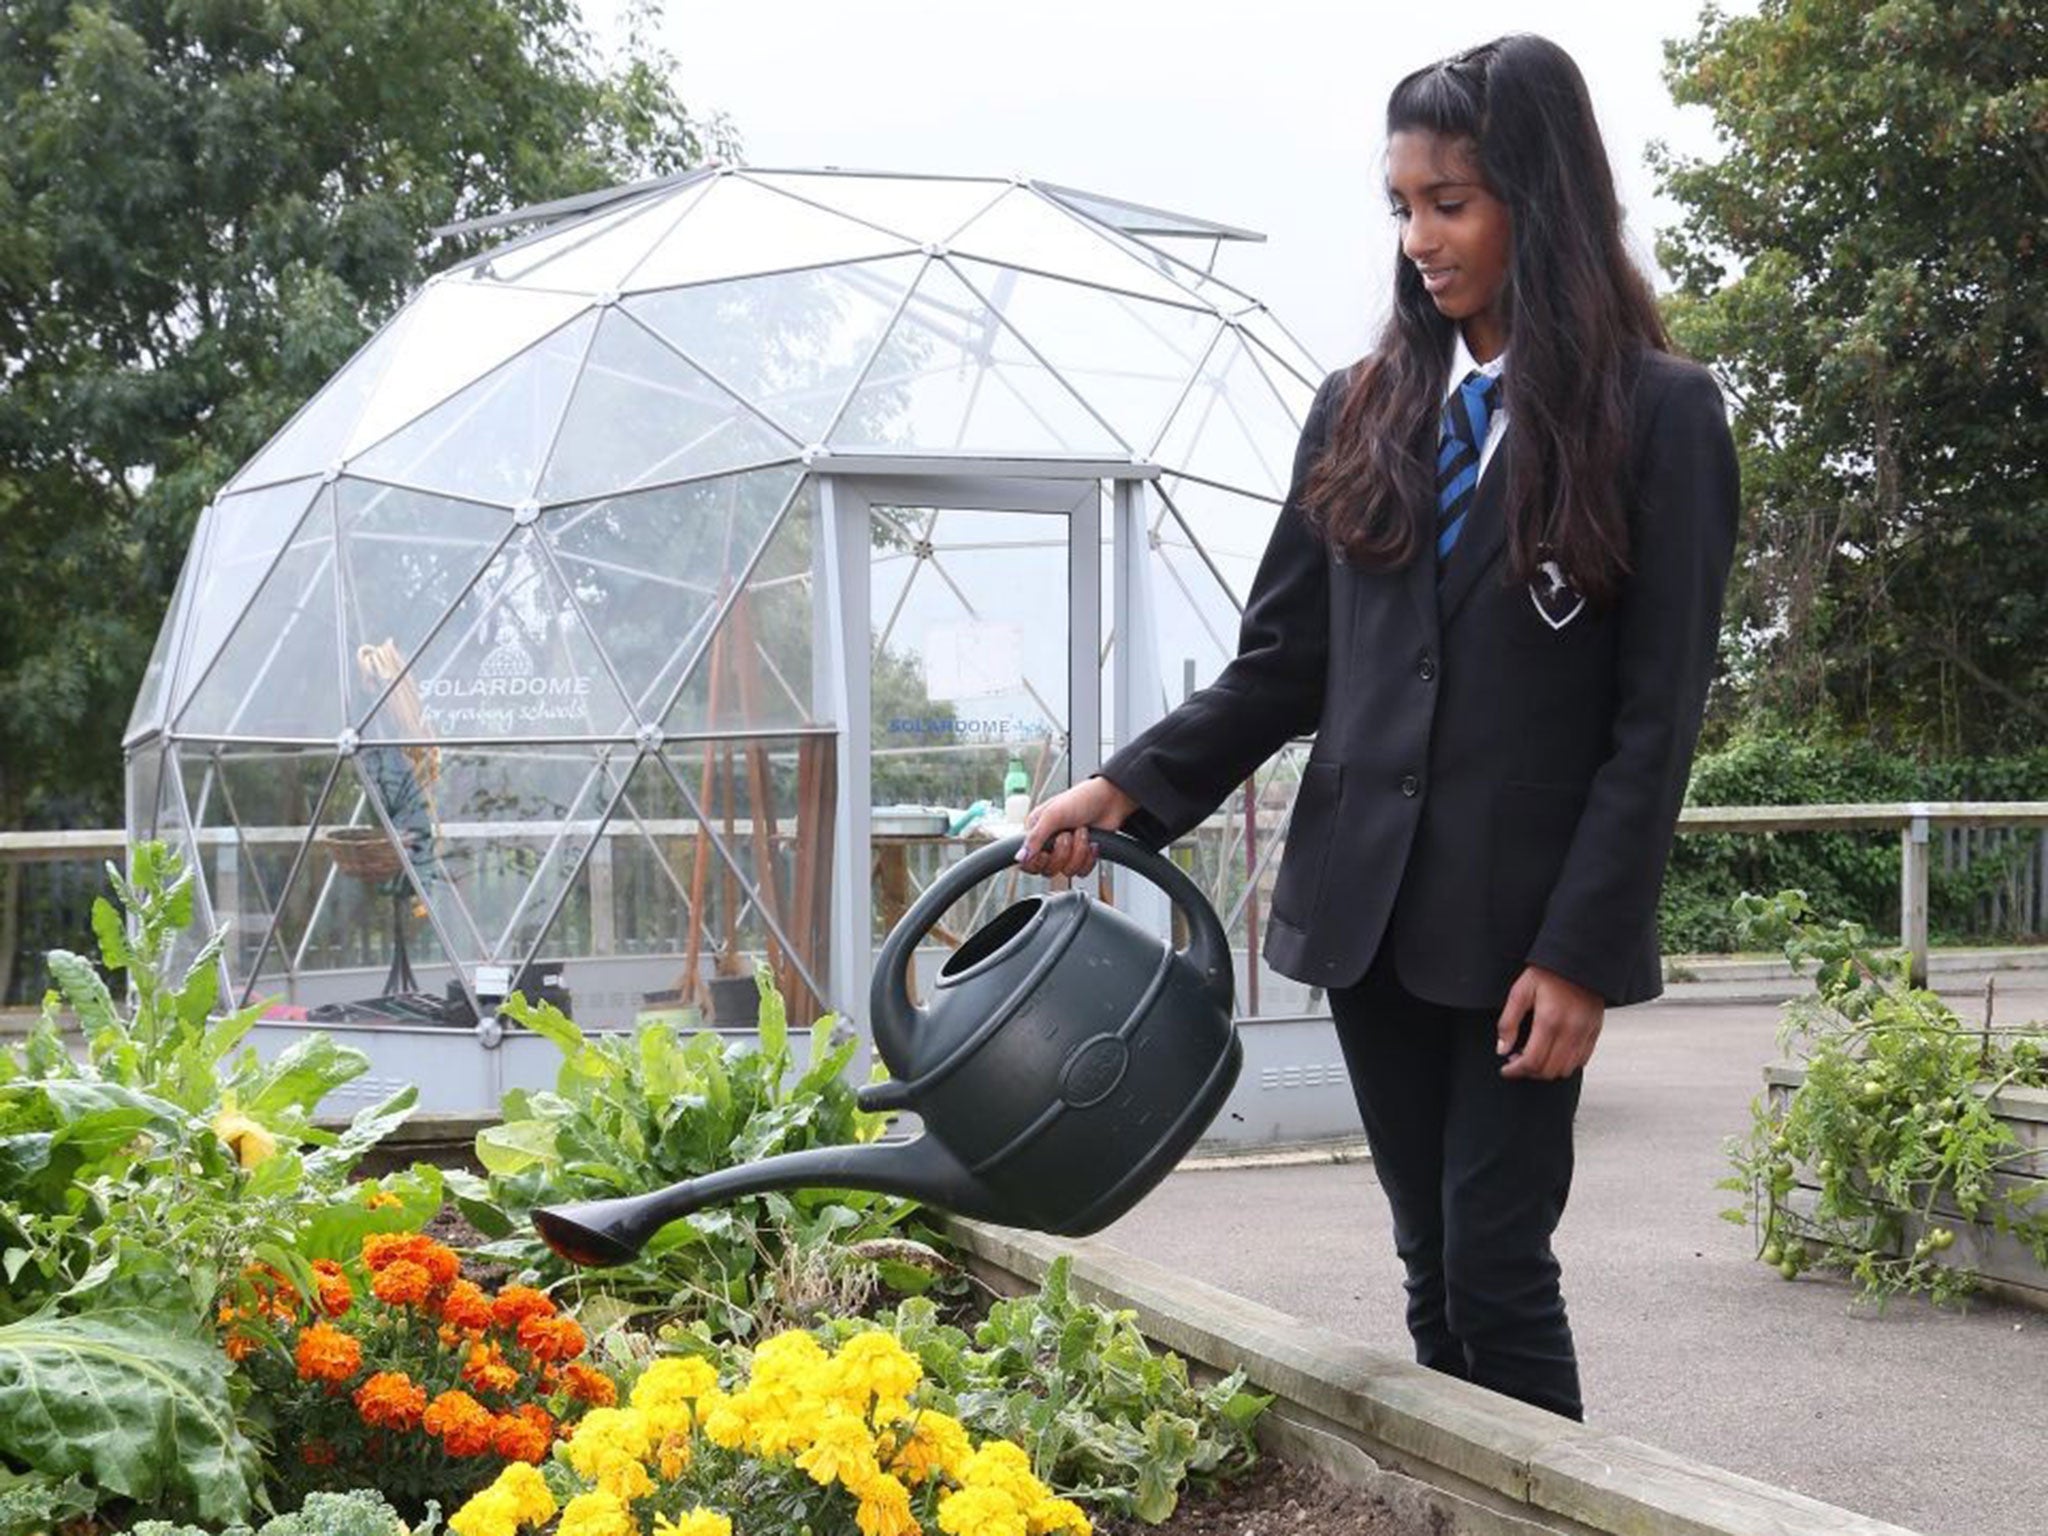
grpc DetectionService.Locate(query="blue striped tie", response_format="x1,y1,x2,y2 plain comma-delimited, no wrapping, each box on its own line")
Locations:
1436,369,1501,573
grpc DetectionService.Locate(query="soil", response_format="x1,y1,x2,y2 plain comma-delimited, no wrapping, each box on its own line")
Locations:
1097,1456,1417,1536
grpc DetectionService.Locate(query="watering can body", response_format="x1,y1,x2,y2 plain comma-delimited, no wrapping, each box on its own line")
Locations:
533,830,1239,1266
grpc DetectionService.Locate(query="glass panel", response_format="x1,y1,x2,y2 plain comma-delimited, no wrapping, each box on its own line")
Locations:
178,488,346,740
749,172,1008,247
296,773,450,987
1151,329,1303,501
830,263,1122,456
1235,307,1326,394
638,738,835,1025
548,467,805,723
128,508,211,744
170,478,324,722
952,257,1221,459
626,255,923,445
625,174,915,292
480,188,698,288
350,312,596,505
367,527,637,742
1147,537,1242,702
536,309,799,503
344,285,590,458
663,480,821,735
336,481,511,725
224,318,406,492
358,741,631,969
1040,184,1244,241
946,187,1210,310
1157,476,1282,606
125,744,165,842
151,746,213,980
179,746,335,987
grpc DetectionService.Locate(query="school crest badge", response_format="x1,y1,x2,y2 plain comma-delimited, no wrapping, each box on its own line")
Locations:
1529,559,1586,631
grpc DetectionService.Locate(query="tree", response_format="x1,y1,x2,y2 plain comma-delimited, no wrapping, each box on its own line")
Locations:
1653,0,2047,754
0,0,718,831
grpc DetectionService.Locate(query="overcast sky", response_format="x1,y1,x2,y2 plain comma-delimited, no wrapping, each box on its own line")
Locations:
606,1,1750,370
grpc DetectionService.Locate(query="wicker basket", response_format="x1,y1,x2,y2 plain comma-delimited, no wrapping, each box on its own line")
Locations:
320,826,404,883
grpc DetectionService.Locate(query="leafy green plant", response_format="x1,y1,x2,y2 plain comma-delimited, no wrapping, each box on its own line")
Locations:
127,1487,426,1536
824,1258,1268,1523
449,969,931,1331
1721,890,2048,1305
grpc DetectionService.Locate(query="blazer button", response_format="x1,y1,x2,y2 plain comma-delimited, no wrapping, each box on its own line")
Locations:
1400,774,1421,798
1418,654,1436,682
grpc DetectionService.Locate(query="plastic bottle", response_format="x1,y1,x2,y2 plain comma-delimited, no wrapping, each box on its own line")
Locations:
1002,754,1032,825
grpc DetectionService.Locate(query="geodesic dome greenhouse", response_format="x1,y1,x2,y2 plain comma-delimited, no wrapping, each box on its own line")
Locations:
124,166,1326,1033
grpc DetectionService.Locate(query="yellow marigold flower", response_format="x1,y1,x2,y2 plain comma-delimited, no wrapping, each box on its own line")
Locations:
448,1487,521,1536
556,1489,636,1536
889,1409,975,1486
363,1187,404,1210
698,1391,747,1449
652,1510,733,1536
750,1329,829,1388
851,1469,919,1536
962,1440,1048,1505
211,1108,278,1169
630,1355,720,1413
1028,1495,1091,1536
832,1331,924,1411
497,1462,559,1526
794,1406,881,1489
937,1484,1027,1536
564,1405,654,1501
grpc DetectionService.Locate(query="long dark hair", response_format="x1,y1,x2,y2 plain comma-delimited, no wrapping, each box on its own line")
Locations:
1303,35,1667,607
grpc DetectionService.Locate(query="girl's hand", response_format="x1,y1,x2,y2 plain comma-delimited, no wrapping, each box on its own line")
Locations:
1015,778,1141,878
1496,964,1605,1080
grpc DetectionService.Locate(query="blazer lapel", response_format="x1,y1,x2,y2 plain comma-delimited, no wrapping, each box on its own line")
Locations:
1436,436,1511,627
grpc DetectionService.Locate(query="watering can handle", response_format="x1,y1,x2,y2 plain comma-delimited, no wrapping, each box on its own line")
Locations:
867,829,1235,1073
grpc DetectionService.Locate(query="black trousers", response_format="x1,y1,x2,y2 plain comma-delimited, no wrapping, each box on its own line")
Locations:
1329,951,1584,1420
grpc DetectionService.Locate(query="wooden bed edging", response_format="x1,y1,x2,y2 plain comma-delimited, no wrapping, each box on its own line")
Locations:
944,1218,1923,1536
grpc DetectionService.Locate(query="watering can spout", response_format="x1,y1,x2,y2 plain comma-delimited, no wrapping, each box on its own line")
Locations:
532,1134,996,1267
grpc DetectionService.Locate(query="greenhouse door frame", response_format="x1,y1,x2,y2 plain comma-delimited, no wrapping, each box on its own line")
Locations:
814,460,1166,1032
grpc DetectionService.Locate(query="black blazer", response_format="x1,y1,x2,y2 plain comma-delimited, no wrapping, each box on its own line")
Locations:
1102,349,1739,1009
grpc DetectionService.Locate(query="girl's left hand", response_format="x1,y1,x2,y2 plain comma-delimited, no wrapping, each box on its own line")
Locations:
1495,965,1605,1080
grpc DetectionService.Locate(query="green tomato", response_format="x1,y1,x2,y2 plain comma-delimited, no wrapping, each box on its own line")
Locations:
1779,1259,1800,1280
1770,1132,1791,1154
1761,1242,1783,1267
1861,1079,1885,1102
1816,1158,1836,1180
1930,1226,1956,1251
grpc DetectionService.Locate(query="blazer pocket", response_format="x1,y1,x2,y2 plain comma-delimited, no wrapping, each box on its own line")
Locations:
1488,781,1588,955
1271,762,1342,928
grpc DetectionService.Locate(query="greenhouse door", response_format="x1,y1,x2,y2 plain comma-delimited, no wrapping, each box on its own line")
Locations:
816,470,1162,1024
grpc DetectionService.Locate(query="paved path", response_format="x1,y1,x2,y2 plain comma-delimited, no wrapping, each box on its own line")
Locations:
1100,976,2048,1536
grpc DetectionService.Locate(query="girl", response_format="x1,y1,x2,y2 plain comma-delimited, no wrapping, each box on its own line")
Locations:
1016,34,1738,1421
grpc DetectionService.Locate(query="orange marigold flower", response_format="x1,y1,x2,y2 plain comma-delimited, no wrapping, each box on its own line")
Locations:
417,1240,461,1286
515,1401,556,1438
491,1410,552,1464
564,1363,618,1407
424,1389,497,1457
491,1285,556,1329
294,1322,363,1385
355,1371,429,1432
440,1278,495,1332
311,1260,354,1319
300,1438,339,1467
223,1329,260,1363
463,1340,521,1396
371,1258,434,1309
517,1313,586,1364
362,1231,426,1271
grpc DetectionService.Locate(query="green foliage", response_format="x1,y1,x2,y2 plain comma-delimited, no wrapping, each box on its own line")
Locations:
451,967,921,1329
1721,891,2048,1305
126,1487,426,1536
0,1310,264,1528
0,0,716,829
844,1259,1268,1523
1660,730,2048,952
1653,1,2048,753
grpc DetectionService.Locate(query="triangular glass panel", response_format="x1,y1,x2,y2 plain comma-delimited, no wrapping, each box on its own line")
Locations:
349,311,596,505
747,172,1008,248
946,187,1211,311
296,766,452,989
170,478,326,723
1151,329,1304,501
335,480,512,726
127,509,211,746
662,480,822,735
624,174,916,292
536,309,799,503
126,744,166,843
224,316,407,493
1147,537,1242,700
642,739,834,1023
483,183,708,294
178,488,347,740
546,467,805,723
478,186,702,289
343,284,591,457
952,257,1221,458
626,255,923,445
365,527,636,743
149,747,215,983
179,746,337,988
1235,307,1325,396
829,262,1123,456
1157,476,1282,606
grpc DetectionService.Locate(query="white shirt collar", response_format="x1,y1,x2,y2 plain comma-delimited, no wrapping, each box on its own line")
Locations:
1444,330,1507,402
